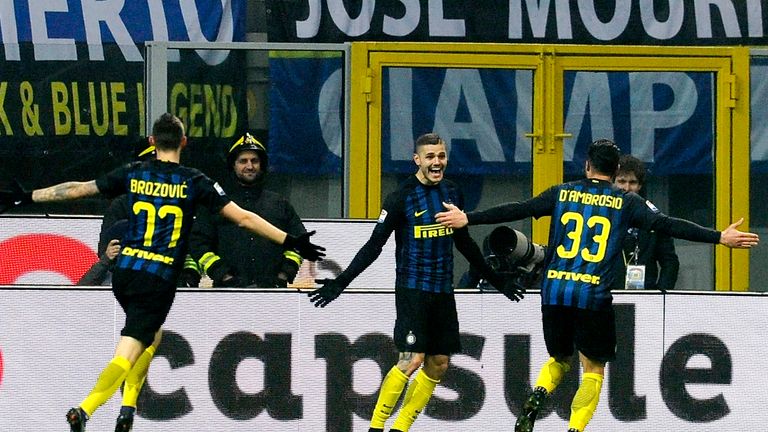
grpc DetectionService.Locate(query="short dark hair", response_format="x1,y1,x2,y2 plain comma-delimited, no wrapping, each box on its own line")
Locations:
414,133,444,152
587,139,620,175
151,113,185,150
617,154,646,185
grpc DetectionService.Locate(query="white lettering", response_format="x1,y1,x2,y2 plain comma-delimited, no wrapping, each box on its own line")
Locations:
434,69,504,161
694,0,741,38
389,68,414,161
0,0,20,60
179,0,233,66
0,0,235,64
554,0,574,39
428,0,465,37
640,0,684,40
578,0,631,41
629,72,697,163
296,0,322,38
148,1,169,40
146,2,181,63
384,0,420,36
30,0,77,61
509,0,552,39
514,70,534,162
82,0,142,61
751,65,768,161
510,0,597,40
328,0,375,37
319,67,343,157
563,72,614,161
747,0,764,37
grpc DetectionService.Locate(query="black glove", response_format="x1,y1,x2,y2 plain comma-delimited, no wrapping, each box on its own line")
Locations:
178,268,201,287
214,273,244,288
308,278,348,307
484,269,525,302
272,276,289,288
284,231,326,261
0,180,33,214
207,260,244,288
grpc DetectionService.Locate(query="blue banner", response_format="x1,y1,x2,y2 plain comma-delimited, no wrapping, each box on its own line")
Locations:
562,71,714,176
268,54,345,176
268,59,717,177
5,1,244,45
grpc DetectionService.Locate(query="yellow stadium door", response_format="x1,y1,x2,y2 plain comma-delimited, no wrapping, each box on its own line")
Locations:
350,43,750,291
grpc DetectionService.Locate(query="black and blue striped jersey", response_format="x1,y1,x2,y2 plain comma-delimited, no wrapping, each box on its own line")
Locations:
338,175,488,293
467,178,721,310
96,160,230,282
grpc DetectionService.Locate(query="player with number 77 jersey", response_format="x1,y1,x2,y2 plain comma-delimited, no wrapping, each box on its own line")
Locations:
0,112,325,432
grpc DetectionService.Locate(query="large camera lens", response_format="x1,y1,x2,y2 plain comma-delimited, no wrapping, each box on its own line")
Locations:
487,226,545,271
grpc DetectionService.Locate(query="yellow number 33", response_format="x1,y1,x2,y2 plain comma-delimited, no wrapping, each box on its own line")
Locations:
556,211,611,263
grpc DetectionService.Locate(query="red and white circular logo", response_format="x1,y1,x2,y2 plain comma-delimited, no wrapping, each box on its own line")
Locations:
0,234,97,284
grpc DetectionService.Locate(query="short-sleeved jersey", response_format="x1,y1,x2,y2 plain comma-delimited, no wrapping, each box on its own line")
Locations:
96,160,230,282
469,178,719,310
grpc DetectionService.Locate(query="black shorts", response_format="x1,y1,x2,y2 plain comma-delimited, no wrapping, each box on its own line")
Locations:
541,305,616,364
393,288,461,355
112,269,177,347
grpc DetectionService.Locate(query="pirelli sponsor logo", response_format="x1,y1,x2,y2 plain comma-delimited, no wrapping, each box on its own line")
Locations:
558,189,622,209
547,269,601,285
130,179,188,198
121,246,175,265
414,223,453,239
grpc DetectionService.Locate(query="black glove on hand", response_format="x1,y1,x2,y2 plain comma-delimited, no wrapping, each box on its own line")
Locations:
214,272,244,288
272,277,288,288
484,270,525,302
308,278,348,307
0,180,33,214
178,268,201,288
207,260,244,288
284,231,326,261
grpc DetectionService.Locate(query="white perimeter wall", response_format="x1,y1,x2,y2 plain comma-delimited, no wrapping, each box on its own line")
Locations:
0,289,766,431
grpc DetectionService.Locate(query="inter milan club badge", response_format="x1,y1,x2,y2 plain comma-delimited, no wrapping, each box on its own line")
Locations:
406,331,416,346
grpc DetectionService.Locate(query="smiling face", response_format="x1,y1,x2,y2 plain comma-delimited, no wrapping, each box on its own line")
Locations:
233,149,263,185
413,141,448,185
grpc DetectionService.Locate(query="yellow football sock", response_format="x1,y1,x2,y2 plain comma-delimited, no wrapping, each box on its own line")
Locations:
568,372,604,431
80,356,132,416
370,366,410,429
122,345,156,408
534,357,571,394
391,370,439,431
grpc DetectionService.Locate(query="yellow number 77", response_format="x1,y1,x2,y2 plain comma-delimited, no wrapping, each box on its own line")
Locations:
133,201,184,248
556,211,611,263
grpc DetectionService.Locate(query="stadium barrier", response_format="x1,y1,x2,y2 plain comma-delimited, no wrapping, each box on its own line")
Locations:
0,287,766,430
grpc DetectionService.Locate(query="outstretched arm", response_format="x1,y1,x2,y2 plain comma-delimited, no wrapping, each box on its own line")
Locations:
309,212,395,307
220,201,288,244
650,214,759,249
1,179,100,213
719,218,759,248
32,180,100,202
219,201,324,261
436,190,553,229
